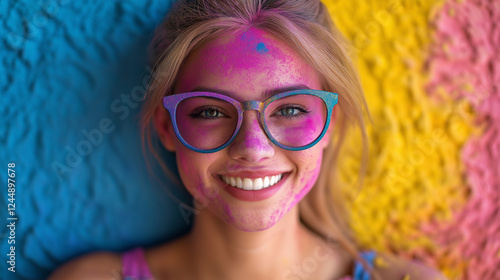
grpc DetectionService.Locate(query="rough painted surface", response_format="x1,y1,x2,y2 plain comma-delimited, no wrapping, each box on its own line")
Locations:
325,0,500,278
425,0,500,279
1,0,498,279
324,0,477,278
0,1,192,279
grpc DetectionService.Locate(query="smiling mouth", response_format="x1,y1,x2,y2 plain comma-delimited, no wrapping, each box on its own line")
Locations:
219,174,285,191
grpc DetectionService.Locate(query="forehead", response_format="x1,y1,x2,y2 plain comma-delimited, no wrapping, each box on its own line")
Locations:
174,27,321,100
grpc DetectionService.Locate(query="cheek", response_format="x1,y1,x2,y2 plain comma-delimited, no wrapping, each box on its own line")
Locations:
175,148,213,196
289,150,324,210
175,148,233,221
206,189,235,224
176,118,212,138
176,149,197,178
275,116,325,146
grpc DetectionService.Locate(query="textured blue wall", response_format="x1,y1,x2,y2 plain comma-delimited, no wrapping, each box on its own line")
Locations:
0,1,193,279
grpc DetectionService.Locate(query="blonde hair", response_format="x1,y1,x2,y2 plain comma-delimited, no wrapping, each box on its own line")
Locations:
141,0,377,278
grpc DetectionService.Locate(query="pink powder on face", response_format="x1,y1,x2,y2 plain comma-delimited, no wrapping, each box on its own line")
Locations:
199,29,263,75
198,27,300,91
189,174,237,224
171,26,325,232
212,187,235,224
291,155,323,209
232,118,275,159
266,95,327,146
177,150,195,179
252,153,323,229
176,26,320,101
222,201,233,221
271,117,324,146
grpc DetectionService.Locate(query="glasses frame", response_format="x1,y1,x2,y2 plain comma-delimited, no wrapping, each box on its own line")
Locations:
162,89,338,153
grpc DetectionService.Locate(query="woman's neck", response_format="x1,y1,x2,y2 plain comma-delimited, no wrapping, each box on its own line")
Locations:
185,206,349,280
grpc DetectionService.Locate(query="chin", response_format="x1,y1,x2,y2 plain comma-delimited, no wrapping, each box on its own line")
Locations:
211,202,291,232
231,220,276,232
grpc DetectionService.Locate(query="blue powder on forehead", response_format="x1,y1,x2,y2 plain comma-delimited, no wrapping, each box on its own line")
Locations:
256,42,269,54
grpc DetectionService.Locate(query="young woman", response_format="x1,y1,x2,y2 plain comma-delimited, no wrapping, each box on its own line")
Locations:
50,0,447,279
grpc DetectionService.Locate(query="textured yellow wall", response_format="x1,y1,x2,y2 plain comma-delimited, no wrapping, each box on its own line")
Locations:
323,0,478,278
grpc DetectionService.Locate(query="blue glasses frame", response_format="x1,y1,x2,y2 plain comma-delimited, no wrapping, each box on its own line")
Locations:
162,89,338,153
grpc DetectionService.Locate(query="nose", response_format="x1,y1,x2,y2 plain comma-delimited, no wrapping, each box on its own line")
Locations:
228,111,275,162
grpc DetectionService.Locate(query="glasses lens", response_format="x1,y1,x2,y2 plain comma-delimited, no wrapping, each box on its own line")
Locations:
265,94,327,148
176,97,238,150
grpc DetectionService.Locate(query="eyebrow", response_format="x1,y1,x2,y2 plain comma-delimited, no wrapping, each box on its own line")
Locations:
189,84,311,101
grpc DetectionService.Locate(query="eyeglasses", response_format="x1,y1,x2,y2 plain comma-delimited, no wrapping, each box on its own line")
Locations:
162,89,338,153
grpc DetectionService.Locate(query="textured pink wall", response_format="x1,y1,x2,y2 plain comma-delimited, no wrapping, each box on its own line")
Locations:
324,0,499,278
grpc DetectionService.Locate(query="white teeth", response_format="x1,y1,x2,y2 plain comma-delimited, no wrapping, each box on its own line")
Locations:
253,178,263,190
221,174,284,191
236,177,243,189
242,178,253,190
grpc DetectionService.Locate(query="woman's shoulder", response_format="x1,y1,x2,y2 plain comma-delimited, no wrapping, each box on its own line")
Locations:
373,253,448,280
48,236,190,280
48,250,123,280
146,235,191,278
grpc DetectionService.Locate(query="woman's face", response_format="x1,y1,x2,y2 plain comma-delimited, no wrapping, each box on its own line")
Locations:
157,27,332,232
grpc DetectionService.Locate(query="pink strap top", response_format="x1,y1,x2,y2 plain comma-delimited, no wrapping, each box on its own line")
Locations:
121,247,375,280
121,247,154,280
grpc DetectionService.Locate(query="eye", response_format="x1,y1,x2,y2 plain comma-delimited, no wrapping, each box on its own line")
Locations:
280,107,300,116
274,105,310,119
190,106,227,119
203,108,224,118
